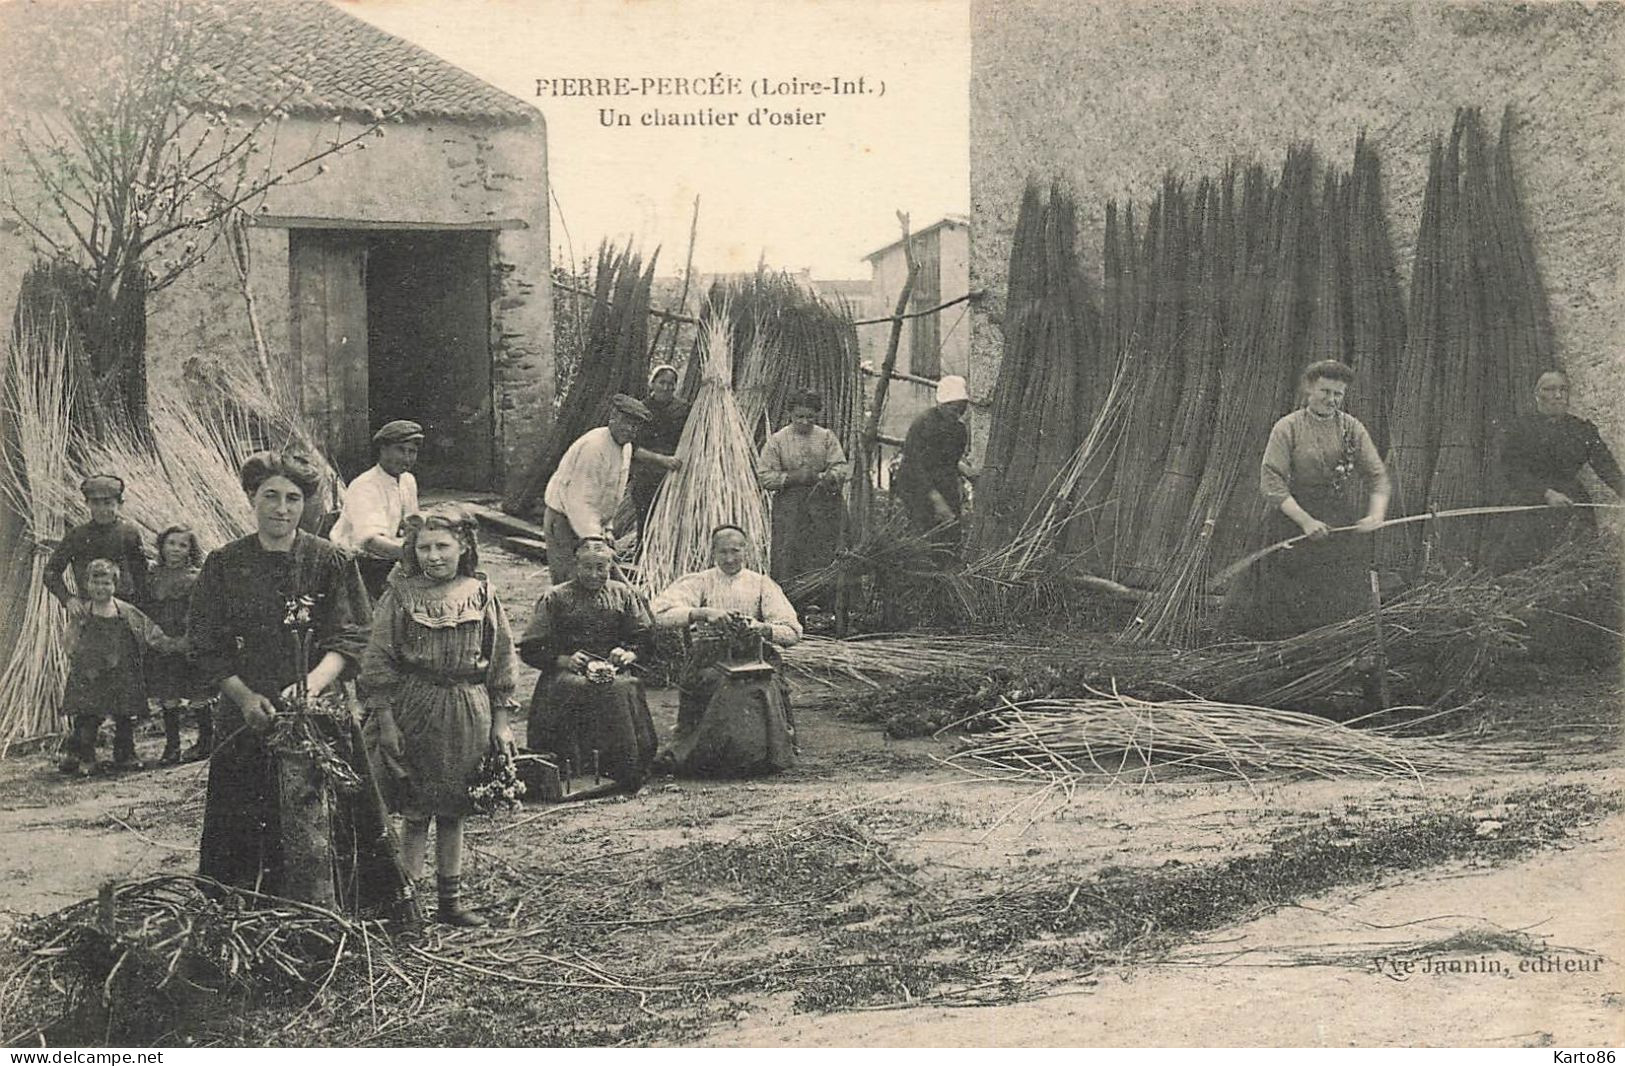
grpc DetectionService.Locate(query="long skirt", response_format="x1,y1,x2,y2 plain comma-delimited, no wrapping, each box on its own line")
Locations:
199,700,416,917
1235,487,1372,640
528,674,657,788
669,659,795,778
770,483,846,593
392,676,492,819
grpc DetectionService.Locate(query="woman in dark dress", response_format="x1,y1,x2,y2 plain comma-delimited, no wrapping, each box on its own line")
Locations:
628,363,690,541
518,537,658,790
189,451,414,916
1490,369,1624,572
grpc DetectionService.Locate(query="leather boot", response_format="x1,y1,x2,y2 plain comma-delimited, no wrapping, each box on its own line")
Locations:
160,707,183,765
436,874,487,928
182,702,214,762
112,717,141,771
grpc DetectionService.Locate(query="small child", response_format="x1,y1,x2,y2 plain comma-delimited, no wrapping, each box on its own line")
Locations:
45,474,150,608
58,559,184,776
144,526,210,764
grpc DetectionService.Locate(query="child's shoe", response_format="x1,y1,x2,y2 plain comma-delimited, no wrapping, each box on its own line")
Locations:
160,707,183,765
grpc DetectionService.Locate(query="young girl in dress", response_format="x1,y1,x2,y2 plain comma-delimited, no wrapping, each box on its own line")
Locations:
145,526,209,764
361,505,518,926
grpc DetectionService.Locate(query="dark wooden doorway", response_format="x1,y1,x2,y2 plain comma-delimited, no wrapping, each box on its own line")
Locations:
290,232,371,476
366,231,494,490
288,228,495,488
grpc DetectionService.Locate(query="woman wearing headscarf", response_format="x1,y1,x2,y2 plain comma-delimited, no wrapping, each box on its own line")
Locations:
1250,360,1390,637
894,375,974,554
757,388,849,593
518,537,658,791
1489,369,1623,572
188,451,414,917
628,364,690,540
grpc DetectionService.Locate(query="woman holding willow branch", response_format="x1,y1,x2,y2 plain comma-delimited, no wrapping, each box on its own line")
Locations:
1245,360,1390,637
189,451,413,915
757,388,849,595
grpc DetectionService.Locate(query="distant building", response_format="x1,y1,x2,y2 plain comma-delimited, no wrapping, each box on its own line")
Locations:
861,217,975,480
0,0,553,493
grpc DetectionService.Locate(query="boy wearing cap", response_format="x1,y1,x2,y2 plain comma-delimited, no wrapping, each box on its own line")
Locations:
45,474,151,608
894,375,976,553
332,419,423,597
542,395,651,584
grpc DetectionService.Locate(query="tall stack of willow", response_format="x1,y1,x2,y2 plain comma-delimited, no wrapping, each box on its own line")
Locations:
686,273,862,458
1122,138,1406,646
639,301,771,596
509,242,657,515
0,319,75,749
969,183,1104,557
1382,106,1553,573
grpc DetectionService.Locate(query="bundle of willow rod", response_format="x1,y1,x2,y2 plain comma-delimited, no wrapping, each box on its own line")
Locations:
0,319,76,750
0,875,384,1045
1061,200,1140,568
1132,174,1229,583
638,300,770,595
1383,106,1556,573
1107,180,1190,586
782,633,1062,690
945,688,1480,786
510,242,656,515
973,182,1104,555
1189,533,1616,710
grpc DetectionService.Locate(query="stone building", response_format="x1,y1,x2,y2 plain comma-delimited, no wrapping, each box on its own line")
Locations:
861,216,976,480
0,0,553,492
971,0,1623,462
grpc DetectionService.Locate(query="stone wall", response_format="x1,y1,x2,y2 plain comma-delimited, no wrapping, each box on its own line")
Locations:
2,114,553,494
970,0,1624,450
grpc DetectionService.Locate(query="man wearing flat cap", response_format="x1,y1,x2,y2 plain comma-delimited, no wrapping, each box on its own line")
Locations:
542,395,650,585
332,419,424,598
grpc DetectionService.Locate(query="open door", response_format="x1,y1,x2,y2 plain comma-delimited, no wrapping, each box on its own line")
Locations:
289,232,371,476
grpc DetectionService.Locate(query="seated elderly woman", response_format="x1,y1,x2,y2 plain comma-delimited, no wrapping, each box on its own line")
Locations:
650,525,801,776
517,538,658,790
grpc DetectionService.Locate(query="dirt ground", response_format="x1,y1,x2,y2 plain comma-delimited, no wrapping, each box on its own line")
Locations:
1,540,1622,1048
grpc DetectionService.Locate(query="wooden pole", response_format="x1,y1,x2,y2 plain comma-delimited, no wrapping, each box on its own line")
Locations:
854,212,920,529
1367,568,1392,710
653,195,700,363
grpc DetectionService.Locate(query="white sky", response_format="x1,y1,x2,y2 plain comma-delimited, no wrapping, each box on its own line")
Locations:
339,0,970,280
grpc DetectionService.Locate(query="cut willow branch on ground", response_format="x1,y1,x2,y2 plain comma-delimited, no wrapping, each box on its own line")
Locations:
946,686,1487,787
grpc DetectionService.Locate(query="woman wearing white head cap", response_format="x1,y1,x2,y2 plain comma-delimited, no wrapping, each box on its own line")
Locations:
894,375,974,553
628,364,690,540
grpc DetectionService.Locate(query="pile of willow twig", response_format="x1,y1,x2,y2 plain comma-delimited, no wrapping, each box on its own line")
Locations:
1186,532,1618,710
946,686,1483,787
0,876,389,1046
782,633,1063,690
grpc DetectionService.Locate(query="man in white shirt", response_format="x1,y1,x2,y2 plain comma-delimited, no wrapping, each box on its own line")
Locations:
542,394,651,584
332,419,423,597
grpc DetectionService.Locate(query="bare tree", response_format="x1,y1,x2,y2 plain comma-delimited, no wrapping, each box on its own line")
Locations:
1,0,413,426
